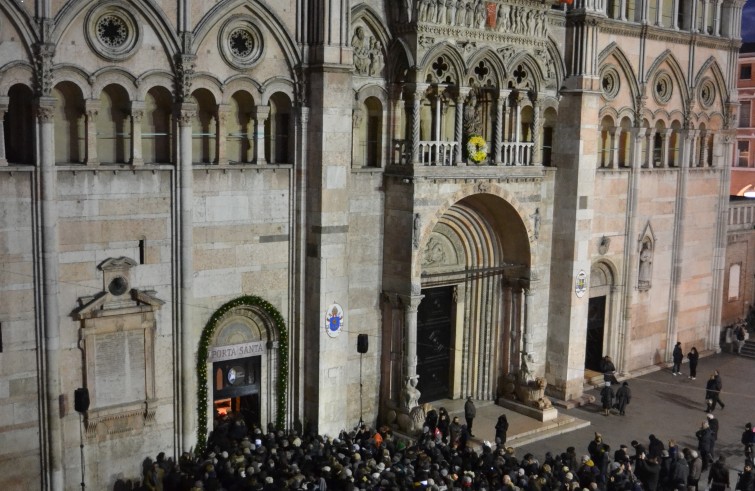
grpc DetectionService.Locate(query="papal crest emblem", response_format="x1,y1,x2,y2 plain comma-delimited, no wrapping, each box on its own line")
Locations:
324,303,344,338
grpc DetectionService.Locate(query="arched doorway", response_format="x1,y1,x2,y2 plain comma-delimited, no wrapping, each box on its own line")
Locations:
197,296,287,450
586,261,617,373
418,193,530,402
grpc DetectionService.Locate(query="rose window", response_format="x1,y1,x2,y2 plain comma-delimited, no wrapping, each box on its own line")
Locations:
96,15,129,48
229,29,255,58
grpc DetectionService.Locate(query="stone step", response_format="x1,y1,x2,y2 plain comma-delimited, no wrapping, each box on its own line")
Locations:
505,415,591,448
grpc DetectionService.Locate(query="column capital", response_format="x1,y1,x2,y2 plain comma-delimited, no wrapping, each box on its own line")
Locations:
177,103,197,127
255,104,271,119
399,294,424,312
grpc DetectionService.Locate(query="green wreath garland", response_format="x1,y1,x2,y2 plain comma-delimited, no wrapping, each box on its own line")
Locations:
195,295,288,454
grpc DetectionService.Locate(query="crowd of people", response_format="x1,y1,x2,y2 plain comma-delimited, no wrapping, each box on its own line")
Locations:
125,405,755,491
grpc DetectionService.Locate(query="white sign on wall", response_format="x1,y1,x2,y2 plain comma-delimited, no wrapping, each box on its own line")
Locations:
208,341,266,362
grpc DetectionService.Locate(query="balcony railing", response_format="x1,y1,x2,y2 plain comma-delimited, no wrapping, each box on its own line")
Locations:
393,139,536,166
499,142,534,166
728,199,755,232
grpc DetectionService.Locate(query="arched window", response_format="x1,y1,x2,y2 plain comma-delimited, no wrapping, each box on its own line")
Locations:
192,89,217,164
98,84,131,164
618,117,632,167
228,91,255,164
652,121,665,166
542,107,557,167
143,86,172,164
265,93,291,165
598,116,614,168
363,97,383,167
668,120,682,167
5,84,35,165
53,82,85,164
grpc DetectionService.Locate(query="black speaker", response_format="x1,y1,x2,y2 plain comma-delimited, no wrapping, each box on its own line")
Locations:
357,334,368,354
74,388,90,413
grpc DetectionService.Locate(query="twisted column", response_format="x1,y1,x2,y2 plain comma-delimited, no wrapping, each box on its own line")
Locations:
411,89,422,165
455,91,466,165
494,95,504,165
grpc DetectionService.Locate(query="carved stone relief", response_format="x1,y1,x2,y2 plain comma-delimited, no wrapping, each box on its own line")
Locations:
416,0,548,39
422,231,460,268
351,26,385,77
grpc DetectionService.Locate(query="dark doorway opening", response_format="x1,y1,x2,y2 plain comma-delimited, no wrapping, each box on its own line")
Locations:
213,356,261,428
585,296,606,372
417,286,454,402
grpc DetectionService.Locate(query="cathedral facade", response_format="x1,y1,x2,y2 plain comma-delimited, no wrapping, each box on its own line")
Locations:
0,0,745,488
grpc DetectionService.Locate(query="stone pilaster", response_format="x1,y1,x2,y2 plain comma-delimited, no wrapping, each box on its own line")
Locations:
84,99,100,166
216,104,230,165
254,105,269,165
130,101,145,166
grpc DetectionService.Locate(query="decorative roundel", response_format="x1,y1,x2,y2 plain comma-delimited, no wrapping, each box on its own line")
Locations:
699,79,716,108
653,72,673,105
86,3,141,61
219,16,265,69
600,66,620,100
108,276,129,296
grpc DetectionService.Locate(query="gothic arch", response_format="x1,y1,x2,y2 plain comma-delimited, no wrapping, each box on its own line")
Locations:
0,1,38,58
351,4,391,49
598,42,641,102
693,57,729,105
386,38,414,83
52,0,181,62
419,43,464,85
465,48,506,87
504,54,543,92
192,1,300,73
645,50,690,105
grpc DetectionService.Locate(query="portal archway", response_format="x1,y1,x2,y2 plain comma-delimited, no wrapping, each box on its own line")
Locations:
196,296,288,452
418,193,530,402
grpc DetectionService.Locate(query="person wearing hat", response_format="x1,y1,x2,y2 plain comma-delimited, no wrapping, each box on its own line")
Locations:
464,396,476,437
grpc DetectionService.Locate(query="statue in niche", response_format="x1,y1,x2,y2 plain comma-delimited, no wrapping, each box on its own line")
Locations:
497,4,510,31
455,0,465,25
352,27,370,75
530,208,541,241
638,241,653,291
418,0,429,21
462,90,482,137
446,0,455,24
427,0,437,24
352,108,364,129
413,213,421,249
466,2,475,27
474,0,485,29
369,39,384,76
436,0,447,23
404,376,421,409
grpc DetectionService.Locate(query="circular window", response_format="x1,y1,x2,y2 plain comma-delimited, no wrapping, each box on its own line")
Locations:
653,72,673,105
601,66,620,100
86,3,141,61
108,276,129,296
699,79,716,108
219,16,264,69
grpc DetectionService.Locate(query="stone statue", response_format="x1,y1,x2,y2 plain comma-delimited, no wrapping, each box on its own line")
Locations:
352,108,364,129
530,208,541,240
462,91,482,137
369,40,384,76
446,0,455,24
497,4,510,31
404,375,421,409
352,27,371,75
474,0,485,29
638,241,653,290
413,213,421,248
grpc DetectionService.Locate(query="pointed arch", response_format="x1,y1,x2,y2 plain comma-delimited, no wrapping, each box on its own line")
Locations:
465,48,505,88
598,43,642,103
645,50,690,105
351,4,391,49
0,2,37,59
419,43,464,85
52,0,180,64
192,0,300,74
693,57,730,109
505,53,543,92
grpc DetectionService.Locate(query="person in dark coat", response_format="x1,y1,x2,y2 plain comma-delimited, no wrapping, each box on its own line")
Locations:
588,432,604,461
464,396,476,436
601,356,619,384
615,382,632,415
707,413,720,442
696,422,714,471
708,456,730,491
687,347,699,380
648,434,665,460
635,453,662,491
712,370,725,410
743,423,755,461
684,448,703,491
600,383,615,416
437,407,450,443
736,460,755,491
495,413,509,446
670,452,690,491
672,342,684,375
706,374,720,413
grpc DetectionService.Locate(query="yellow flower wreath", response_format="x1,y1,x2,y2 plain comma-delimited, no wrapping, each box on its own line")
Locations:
467,135,488,163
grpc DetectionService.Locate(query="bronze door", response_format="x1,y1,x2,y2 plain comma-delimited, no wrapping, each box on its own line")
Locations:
417,286,453,402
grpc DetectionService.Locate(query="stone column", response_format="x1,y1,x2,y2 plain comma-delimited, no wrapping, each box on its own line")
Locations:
611,126,621,168
216,104,230,165
513,92,523,165
37,97,65,490
656,0,664,25
714,0,721,35
0,98,8,165
523,285,535,356
455,92,466,165
690,130,700,167
401,294,424,409
501,282,513,375
254,105,270,165
701,0,709,33
646,130,656,168
661,129,672,167
84,99,100,165
532,98,541,166
494,94,505,165
177,103,197,449
411,88,423,165
620,0,627,20
130,101,145,166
